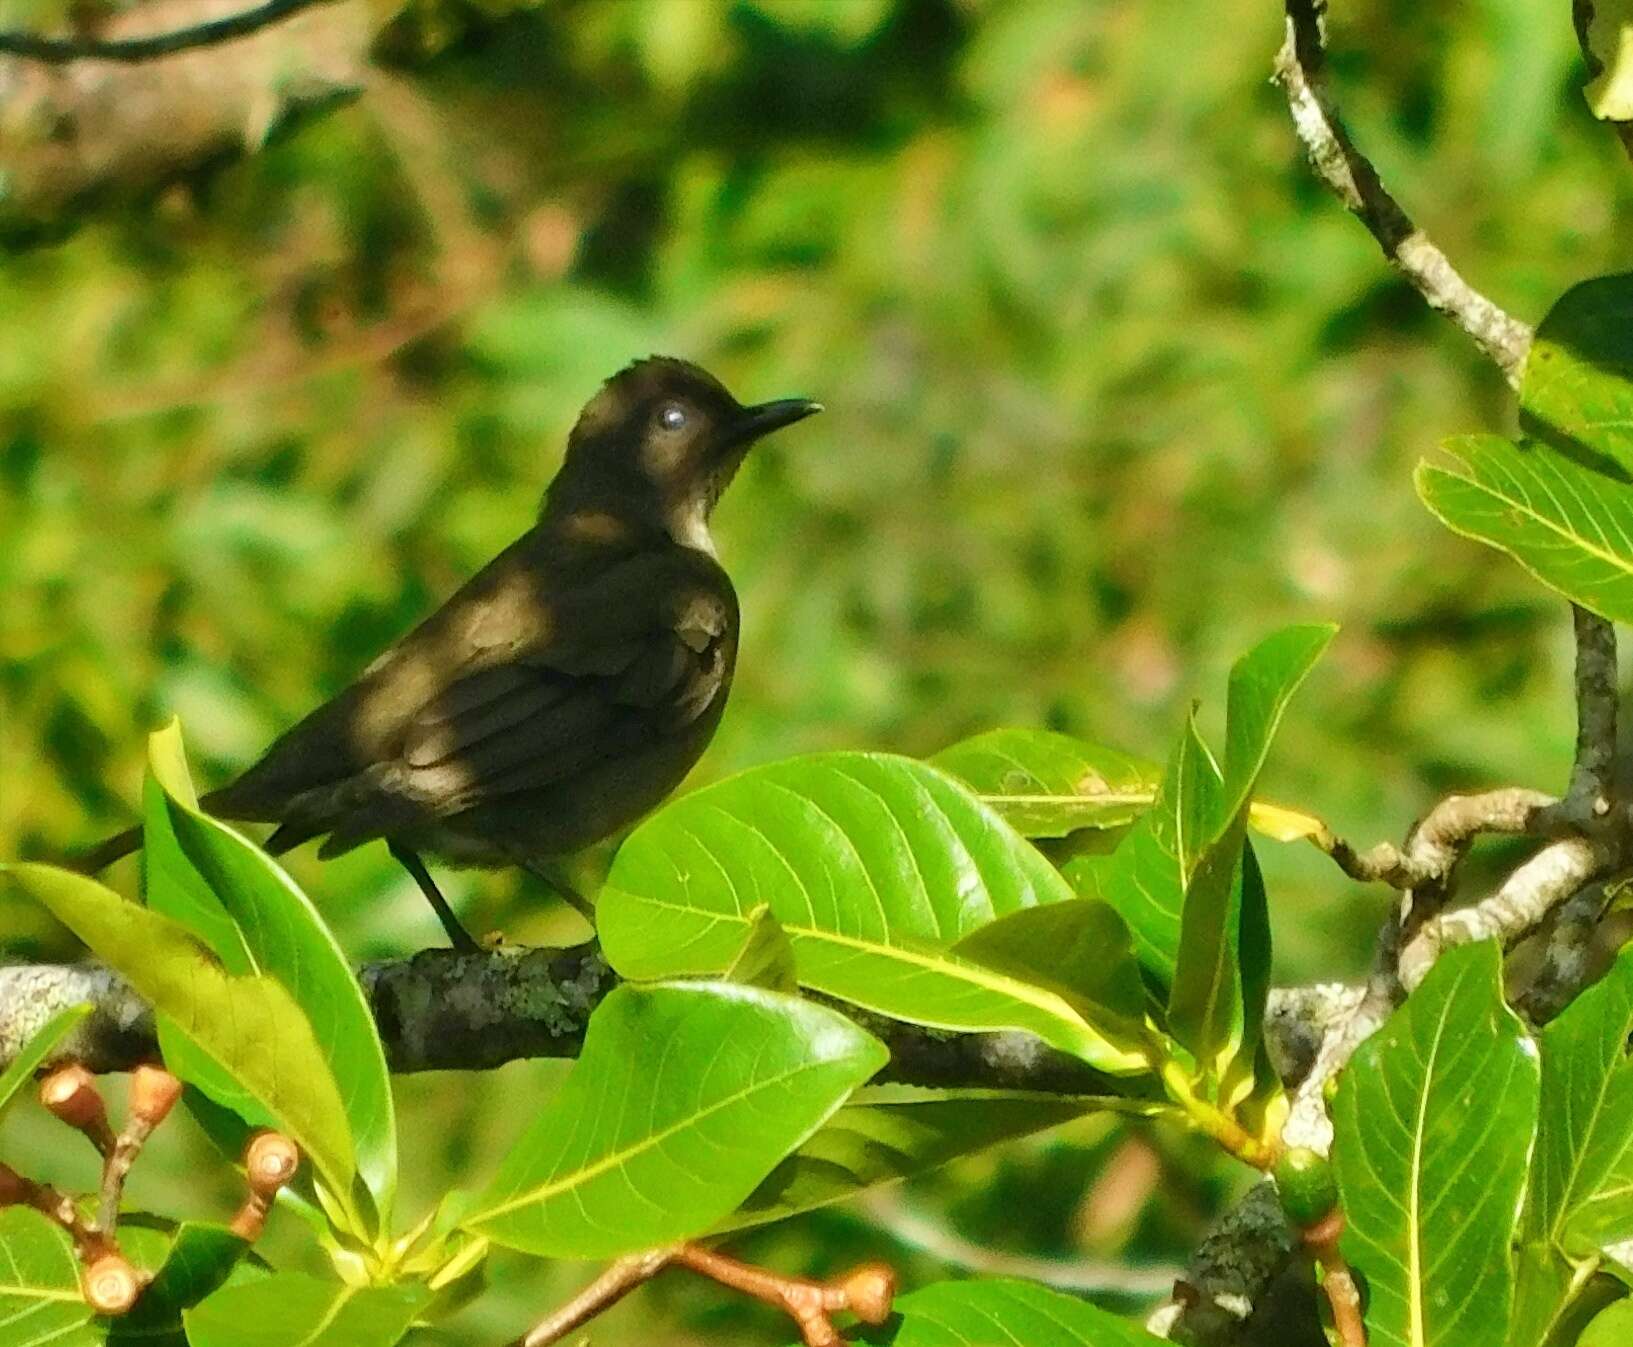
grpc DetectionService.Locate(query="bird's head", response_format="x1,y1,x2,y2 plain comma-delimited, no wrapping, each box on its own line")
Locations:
547,356,821,551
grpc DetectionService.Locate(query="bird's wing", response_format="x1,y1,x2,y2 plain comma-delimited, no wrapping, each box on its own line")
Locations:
375,545,735,816
213,541,734,838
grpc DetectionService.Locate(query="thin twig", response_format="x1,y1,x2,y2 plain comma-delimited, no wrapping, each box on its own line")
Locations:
0,0,334,63
1271,0,1533,383
1514,881,1620,1023
514,1248,676,1347
1565,607,1618,821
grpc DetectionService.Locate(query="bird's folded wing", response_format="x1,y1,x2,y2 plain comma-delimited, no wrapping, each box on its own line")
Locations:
390,551,733,813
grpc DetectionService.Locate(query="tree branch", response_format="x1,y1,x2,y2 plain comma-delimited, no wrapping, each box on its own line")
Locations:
0,0,336,63
1271,0,1533,383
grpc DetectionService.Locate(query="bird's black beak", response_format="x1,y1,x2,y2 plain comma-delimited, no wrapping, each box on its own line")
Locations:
730,398,823,446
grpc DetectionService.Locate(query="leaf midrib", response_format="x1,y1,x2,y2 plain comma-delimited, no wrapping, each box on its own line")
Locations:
1429,456,1633,579
469,1053,848,1225
611,889,1111,1054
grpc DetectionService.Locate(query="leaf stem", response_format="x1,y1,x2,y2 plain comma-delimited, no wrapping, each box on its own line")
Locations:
1159,1060,1277,1169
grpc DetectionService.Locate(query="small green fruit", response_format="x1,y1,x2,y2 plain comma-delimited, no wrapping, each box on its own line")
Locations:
1275,1146,1339,1226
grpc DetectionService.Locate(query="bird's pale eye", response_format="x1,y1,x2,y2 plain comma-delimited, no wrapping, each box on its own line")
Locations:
658,403,687,431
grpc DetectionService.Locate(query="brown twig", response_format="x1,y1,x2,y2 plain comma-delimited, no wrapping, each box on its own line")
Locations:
98,1066,182,1235
514,1248,676,1347
1303,1212,1365,1347
1271,0,1533,383
39,1066,117,1158
0,0,335,63
515,1244,894,1347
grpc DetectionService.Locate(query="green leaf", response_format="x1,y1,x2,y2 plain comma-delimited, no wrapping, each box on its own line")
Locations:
2,863,359,1219
1095,715,1221,980
724,904,799,995
930,728,1159,837
141,723,396,1220
462,981,887,1259
933,725,1329,843
109,1223,254,1347
1527,945,1633,1258
951,899,1151,1055
830,1276,1166,1345
598,752,1147,1073
1416,434,1633,623
0,1207,96,1347
719,1085,1124,1232
0,1004,92,1119
183,1273,427,1347
1581,1300,1633,1347
1333,941,1541,1347
1523,274,1633,470
1167,620,1330,1070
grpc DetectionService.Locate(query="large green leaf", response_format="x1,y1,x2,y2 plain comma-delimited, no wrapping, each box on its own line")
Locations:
0,1004,91,1120
719,1085,1115,1232
462,981,887,1259
183,1273,427,1347
2,863,359,1218
830,1277,1166,1345
951,899,1152,1055
931,728,1159,837
1077,717,1221,981
598,752,1147,1073
1527,945,1633,1258
1523,274,1633,470
1333,941,1541,1347
1416,434,1633,623
1168,624,1331,1069
0,1207,96,1347
141,723,396,1219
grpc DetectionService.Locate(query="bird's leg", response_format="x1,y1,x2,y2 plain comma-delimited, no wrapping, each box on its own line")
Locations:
388,843,480,953
524,861,596,922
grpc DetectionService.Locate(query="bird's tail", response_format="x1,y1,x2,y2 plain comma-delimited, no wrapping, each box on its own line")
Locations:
70,825,143,874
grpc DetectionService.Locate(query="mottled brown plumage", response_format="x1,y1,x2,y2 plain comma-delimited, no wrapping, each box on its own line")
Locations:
84,358,820,948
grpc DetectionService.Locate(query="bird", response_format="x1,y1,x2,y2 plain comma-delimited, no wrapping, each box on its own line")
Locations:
79,356,821,951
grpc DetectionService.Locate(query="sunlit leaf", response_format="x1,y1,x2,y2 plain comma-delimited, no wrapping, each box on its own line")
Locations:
931,728,1158,837
1523,273,1633,472
463,981,886,1259
1581,1299,1633,1347
1416,434,1633,623
184,1273,428,1347
2,863,359,1218
821,1276,1166,1345
952,899,1152,1056
1526,945,1633,1258
599,752,1147,1072
724,904,799,995
1334,941,1540,1347
1165,623,1330,1072
0,1207,95,1347
142,722,396,1220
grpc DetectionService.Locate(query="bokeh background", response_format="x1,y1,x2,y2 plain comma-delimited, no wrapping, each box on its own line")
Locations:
3,1,1632,1342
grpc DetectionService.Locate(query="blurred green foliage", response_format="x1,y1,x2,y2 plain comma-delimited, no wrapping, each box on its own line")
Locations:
3,0,1632,1341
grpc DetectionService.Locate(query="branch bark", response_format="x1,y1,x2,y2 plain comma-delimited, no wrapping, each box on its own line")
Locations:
1270,0,1533,384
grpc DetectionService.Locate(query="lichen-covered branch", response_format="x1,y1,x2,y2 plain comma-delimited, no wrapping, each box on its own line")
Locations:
1271,0,1533,383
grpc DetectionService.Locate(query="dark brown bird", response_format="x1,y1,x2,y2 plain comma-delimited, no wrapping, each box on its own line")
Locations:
82,357,821,949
